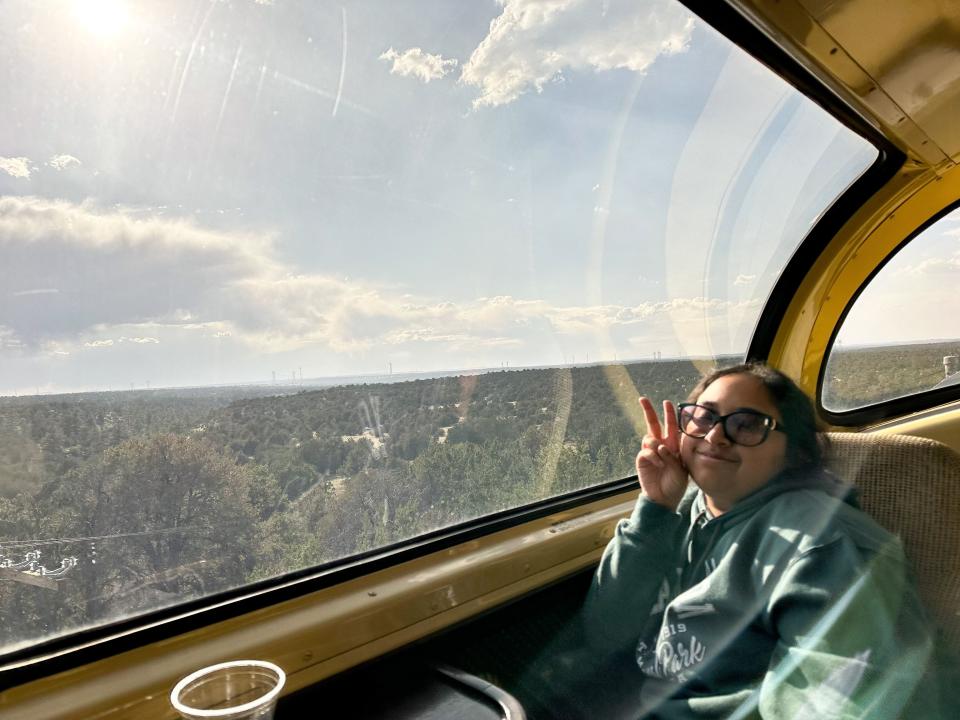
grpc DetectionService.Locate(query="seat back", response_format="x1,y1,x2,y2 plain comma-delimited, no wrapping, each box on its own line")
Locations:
824,432,960,648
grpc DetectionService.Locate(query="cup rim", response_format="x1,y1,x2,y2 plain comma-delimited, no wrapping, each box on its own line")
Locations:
170,660,286,718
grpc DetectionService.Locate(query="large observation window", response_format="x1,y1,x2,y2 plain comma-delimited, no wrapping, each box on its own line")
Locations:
0,0,876,656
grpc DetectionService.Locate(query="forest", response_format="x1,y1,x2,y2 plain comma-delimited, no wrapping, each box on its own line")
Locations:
822,339,959,410
0,341,953,655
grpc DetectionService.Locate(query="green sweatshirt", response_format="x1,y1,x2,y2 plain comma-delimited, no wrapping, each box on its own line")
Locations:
583,473,936,719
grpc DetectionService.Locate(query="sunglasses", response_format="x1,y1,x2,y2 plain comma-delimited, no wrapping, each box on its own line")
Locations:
677,403,787,447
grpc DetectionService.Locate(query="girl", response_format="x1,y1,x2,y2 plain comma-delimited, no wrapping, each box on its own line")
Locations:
582,363,935,719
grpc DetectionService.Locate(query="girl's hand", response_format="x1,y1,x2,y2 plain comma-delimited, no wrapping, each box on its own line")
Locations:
637,397,688,511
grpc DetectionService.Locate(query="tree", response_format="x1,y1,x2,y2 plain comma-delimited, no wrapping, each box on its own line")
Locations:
299,436,347,473
39,433,258,623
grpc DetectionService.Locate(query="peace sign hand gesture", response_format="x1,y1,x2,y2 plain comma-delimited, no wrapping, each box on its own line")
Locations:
637,397,688,511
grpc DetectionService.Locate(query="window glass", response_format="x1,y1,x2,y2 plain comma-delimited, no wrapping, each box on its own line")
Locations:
0,0,875,655
823,207,960,411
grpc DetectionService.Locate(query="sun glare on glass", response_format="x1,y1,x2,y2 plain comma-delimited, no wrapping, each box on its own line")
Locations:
73,0,130,37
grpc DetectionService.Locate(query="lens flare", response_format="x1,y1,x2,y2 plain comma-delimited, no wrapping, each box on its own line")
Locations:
73,0,130,37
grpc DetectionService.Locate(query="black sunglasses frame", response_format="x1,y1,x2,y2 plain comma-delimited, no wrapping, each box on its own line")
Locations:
676,403,787,447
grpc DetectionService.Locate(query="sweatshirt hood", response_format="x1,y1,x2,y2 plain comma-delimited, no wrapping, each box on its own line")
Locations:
689,466,858,529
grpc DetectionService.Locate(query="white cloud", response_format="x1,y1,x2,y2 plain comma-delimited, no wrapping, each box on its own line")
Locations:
76,336,159,350
0,157,32,179
460,0,695,108
12,288,60,296
47,154,81,170
900,252,960,276
0,327,24,351
0,195,754,361
303,290,751,355
384,327,520,349
380,47,458,83
733,274,756,286
0,195,274,345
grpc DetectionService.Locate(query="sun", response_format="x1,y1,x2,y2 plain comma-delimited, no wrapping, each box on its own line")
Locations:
73,0,130,37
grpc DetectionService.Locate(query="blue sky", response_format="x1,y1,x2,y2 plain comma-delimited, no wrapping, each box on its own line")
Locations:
0,0,883,395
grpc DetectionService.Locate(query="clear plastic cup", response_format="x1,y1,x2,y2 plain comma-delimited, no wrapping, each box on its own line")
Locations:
170,660,286,720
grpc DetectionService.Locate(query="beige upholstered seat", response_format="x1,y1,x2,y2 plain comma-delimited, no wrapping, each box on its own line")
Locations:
824,432,960,648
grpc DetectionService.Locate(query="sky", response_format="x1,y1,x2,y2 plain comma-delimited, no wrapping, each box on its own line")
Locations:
835,208,960,347
0,0,895,396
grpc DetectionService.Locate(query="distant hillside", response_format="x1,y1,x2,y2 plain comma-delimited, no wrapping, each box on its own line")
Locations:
7,343,952,652
0,358,725,498
823,339,959,409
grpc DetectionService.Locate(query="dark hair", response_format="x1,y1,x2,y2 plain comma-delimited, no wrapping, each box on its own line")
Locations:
687,362,823,474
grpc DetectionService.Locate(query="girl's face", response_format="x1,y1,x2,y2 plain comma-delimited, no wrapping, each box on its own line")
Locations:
680,373,787,514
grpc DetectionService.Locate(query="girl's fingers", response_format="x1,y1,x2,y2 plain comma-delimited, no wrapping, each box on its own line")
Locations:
663,399,680,452
658,444,688,475
639,396,663,440
638,447,664,469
